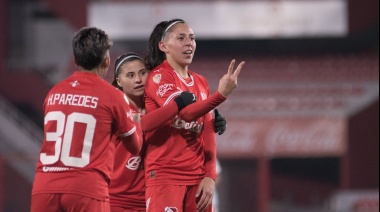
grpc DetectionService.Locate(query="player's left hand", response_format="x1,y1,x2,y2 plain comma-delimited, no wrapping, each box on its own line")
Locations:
196,177,215,211
214,109,226,135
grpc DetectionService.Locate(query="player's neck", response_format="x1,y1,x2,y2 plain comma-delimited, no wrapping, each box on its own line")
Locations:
78,66,106,78
174,69,189,79
166,59,189,78
128,95,145,114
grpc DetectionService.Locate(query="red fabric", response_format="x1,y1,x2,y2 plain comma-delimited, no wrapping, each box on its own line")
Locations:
140,101,178,133
31,193,110,212
202,114,217,181
143,60,217,187
179,91,226,122
109,104,146,210
145,185,213,212
32,71,137,201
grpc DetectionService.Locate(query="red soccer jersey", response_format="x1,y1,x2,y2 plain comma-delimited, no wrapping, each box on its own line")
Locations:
144,60,215,187
32,71,137,201
109,104,146,210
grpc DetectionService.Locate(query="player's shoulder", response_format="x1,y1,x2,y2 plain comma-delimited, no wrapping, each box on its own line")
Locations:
147,65,175,85
101,79,120,92
47,75,74,92
102,82,128,102
148,65,173,77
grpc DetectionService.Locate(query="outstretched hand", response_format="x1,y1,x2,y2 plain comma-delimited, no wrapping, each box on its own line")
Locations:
218,59,245,98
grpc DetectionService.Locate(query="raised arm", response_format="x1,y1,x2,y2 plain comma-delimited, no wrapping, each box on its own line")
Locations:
179,59,245,122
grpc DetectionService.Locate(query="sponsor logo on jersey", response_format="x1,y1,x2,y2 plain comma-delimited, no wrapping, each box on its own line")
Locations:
42,166,73,172
126,156,141,170
70,80,80,87
192,93,197,101
153,74,162,84
172,116,203,134
165,207,178,212
156,84,174,97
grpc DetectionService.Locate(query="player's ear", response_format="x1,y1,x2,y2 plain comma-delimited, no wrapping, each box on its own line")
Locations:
159,41,167,53
116,78,122,87
102,55,111,69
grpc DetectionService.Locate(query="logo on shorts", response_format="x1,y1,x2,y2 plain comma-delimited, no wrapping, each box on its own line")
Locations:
153,74,161,84
165,207,178,212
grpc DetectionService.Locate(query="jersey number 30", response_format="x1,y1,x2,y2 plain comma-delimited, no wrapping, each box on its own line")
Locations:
40,111,96,168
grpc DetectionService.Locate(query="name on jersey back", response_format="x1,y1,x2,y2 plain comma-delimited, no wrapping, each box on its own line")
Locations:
47,93,98,109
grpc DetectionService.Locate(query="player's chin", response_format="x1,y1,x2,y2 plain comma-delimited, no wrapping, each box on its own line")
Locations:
133,89,145,97
182,57,193,65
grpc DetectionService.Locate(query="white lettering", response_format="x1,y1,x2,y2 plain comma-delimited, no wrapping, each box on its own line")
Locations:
59,93,66,105
91,97,98,108
48,94,54,105
42,166,74,172
53,93,60,104
172,116,203,134
65,94,73,105
156,84,174,97
47,93,99,109
72,94,79,106
266,122,341,154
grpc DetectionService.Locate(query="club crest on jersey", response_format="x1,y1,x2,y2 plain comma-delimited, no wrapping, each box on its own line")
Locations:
153,74,161,84
165,207,178,212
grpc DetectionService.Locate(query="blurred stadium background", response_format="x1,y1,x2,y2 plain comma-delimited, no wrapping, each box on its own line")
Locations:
0,0,378,211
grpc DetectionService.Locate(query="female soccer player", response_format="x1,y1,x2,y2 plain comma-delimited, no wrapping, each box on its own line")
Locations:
143,19,244,212
109,52,227,212
31,27,142,212
108,53,149,212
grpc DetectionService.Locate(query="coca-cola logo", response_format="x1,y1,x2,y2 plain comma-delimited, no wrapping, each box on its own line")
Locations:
265,120,343,155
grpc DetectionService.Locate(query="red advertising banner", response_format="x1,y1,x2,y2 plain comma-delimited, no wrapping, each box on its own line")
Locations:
216,117,347,159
